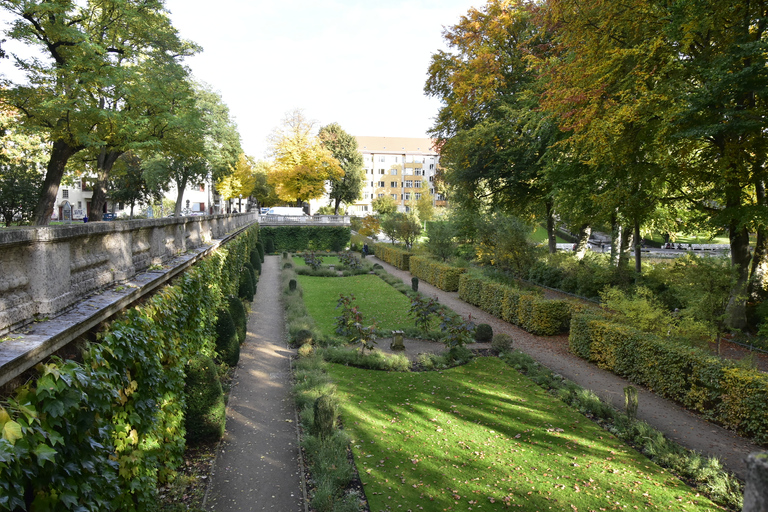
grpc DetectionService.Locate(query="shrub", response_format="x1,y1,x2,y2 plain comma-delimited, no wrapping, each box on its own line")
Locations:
266,238,276,254
244,261,258,289
214,308,240,366
238,268,255,301
250,249,260,271
411,276,419,291
260,226,350,252
409,256,467,291
491,333,513,354
298,343,314,357
257,240,265,262
313,395,338,439
227,296,247,343
475,323,493,342
373,243,412,270
295,328,314,345
184,355,226,444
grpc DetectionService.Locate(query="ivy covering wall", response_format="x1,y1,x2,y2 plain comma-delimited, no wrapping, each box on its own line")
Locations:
0,225,258,511
259,226,350,252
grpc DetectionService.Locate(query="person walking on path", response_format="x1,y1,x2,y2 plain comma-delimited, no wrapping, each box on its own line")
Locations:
368,255,763,481
204,255,305,511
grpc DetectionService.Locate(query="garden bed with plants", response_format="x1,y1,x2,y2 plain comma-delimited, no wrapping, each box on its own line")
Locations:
284,252,744,511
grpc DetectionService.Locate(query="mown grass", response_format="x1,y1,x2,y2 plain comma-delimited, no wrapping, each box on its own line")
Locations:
298,274,416,335
328,357,720,512
292,255,342,267
531,226,569,244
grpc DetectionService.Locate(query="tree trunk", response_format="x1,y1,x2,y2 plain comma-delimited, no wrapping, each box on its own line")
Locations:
89,148,123,221
174,175,188,216
334,197,341,215
749,179,768,302
574,224,591,260
634,219,642,273
618,224,632,269
724,183,751,330
32,140,82,225
545,199,556,255
610,213,620,265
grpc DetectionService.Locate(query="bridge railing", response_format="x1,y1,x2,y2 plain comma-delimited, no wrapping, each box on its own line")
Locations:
258,214,350,226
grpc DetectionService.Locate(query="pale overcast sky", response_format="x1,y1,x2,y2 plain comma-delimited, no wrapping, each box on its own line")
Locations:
163,0,478,158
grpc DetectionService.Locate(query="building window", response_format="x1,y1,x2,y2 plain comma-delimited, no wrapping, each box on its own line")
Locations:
415,193,422,200
378,193,384,198
436,193,445,200
404,193,411,201
429,176,434,182
62,189,69,199
390,168,397,175
378,181,385,187
370,194,374,199
391,194,397,200
430,164,435,169
414,181,421,188
77,201,82,209
405,180,413,188
370,181,374,187
404,168,413,176
430,188,435,194
380,156,385,162
378,169,385,174
390,181,398,188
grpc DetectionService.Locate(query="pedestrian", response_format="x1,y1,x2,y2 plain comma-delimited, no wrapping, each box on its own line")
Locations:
363,243,369,256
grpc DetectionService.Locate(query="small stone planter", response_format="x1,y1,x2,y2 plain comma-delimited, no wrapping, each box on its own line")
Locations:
390,330,405,351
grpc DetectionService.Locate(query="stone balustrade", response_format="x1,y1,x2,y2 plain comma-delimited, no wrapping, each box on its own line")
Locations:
0,213,258,335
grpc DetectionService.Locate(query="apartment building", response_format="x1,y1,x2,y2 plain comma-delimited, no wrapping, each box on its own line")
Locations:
340,136,445,217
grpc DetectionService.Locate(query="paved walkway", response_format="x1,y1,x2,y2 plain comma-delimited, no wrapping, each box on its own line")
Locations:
369,256,764,481
204,255,304,511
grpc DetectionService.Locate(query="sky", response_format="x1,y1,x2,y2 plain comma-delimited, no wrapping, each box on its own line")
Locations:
161,0,479,158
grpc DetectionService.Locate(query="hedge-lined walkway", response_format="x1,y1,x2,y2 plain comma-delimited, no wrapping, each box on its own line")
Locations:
368,255,763,480
204,255,304,511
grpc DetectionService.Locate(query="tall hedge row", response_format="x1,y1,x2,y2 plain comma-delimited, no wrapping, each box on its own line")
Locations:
259,226,350,252
569,312,768,444
409,256,466,292
373,243,413,271
0,224,259,511
458,273,580,335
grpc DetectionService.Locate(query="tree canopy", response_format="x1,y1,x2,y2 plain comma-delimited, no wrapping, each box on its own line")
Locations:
318,122,365,214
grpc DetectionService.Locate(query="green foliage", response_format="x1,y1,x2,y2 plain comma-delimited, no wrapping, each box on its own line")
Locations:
475,212,540,276
569,312,768,444
318,123,365,214
409,294,442,334
474,323,493,342
244,262,258,291
459,273,576,335
250,249,261,272
257,240,265,262
227,296,247,344
373,243,412,270
259,226,350,252
409,256,467,292
318,347,411,372
380,212,422,249
371,195,398,216
265,238,276,254
425,220,457,262
411,276,419,291
214,309,240,367
491,333,513,354
238,268,255,301
184,355,225,445
438,312,475,348
334,294,378,353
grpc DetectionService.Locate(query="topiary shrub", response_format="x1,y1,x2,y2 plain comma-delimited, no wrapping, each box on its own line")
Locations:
214,308,240,367
227,296,247,343
475,323,493,342
313,395,337,439
244,262,258,290
411,277,419,292
250,249,260,270
298,343,314,358
266,238,275,254
184,355,226,444
373,263,383,270
289,279,297,291
238,269,255,301
491,333,513,354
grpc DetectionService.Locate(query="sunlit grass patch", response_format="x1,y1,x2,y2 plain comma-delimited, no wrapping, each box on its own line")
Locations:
298,274,415,334
328,357,720,511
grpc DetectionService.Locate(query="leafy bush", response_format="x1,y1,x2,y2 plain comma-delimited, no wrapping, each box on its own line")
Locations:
238,268,255,301
227,295,247,343
373,243,412,270
474,212,540,276
313,395,338,439
244,261,258,289
184,355,225,445
214,308,240,367
265,237,275,254
257,240,265,262
260,226,350,252
474,323,493,342
409,256,467,292
318,347,411,372
250,249,260,272
491,333,513,353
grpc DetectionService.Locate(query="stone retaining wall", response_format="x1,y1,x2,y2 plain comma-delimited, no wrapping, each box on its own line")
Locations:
0,214,257,334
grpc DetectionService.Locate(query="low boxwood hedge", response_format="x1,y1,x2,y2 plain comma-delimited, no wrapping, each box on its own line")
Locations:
373,243,413,271
409,256,466,292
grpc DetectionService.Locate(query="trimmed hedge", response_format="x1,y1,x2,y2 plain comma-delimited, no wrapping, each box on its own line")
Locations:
214,308,240,367
409,256,466,292
259,226,350,252
374,243,413,271
184,355,226,444
569,312,768,444
459,273,578,336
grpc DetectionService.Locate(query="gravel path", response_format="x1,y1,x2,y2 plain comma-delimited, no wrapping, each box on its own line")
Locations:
369,255,764,480
204,255,304,511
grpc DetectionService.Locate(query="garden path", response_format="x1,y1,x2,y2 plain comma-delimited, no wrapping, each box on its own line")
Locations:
369,255,763,481
204,255,305,511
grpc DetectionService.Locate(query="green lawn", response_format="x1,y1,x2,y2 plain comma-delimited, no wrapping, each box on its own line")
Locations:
328,357,719,511
298,274,416,335
292,255,342,267
531,226,569,244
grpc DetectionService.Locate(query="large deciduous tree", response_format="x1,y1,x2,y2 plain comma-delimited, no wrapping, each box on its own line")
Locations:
318,122,364,214
0,0,194,224
266,109,343,206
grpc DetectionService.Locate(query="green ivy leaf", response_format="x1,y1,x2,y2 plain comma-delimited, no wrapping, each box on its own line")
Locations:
33,443,57,465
